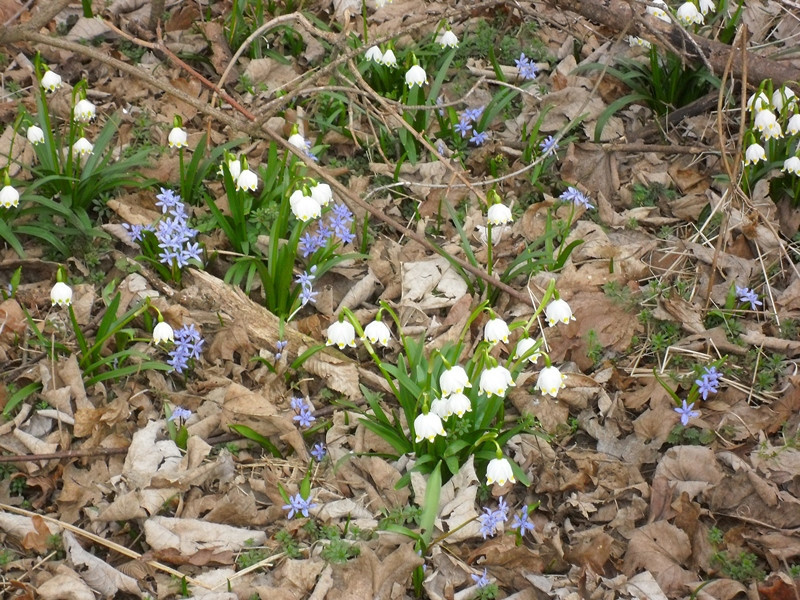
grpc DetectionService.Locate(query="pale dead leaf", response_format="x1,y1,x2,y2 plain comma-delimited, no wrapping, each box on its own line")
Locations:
144,515,267,557
623,571,669,600
623,521,694,596
65,16,112,41
64,531,142,597
243,58,300,90
122,420,182,489
36,565,96,600
653,446,724,502
438,455,481,542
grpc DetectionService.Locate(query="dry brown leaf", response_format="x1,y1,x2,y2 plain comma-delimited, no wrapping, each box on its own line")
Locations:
36,565,96,600
710,470,800,528
652,446,724,503
623,521,695,596
144,515,267,560
63,531,142,597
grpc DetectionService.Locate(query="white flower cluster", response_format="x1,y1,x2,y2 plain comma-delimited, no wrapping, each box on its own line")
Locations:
743,85,800,175
219,155,260,192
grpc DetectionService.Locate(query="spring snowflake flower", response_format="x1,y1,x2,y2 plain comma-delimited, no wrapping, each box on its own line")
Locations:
381,49,398,68
677,2,703,25
236,168,258,191
735,285,762,309
73,99,96,123
484,317,510,344
283,493,317,519
545,299,576,326
430,396,452,419
326,320,356,349
290,190,322,222
0,185,20,209
219,156,242,180
487,203,513,226
168,127,188,148
514,337,541,363
310,183,333,206
26,125,44,145
41,70,62,92
405,65,428,87
674,399,701,426
439,365,471,396
362,320,391,345
646,0,670,21
698,0,715,14
787,114,800,136
754,109,782,139
628,36,652,48
479,365,515,397
50,282,72,307
783,156,800,175
447,393,472,417
374,0,391,7
747,91,770,113
536,365,565,397
744,143,766,166
772,87,797,113
153,321,175,344
72,137,93,157
486,457,515,486
365,46,383,63
414,411,446,442
438,30,459,49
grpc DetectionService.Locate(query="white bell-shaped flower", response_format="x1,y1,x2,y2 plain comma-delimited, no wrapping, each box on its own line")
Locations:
288,133,307,150
405,65,428,87
698,0,715,14
0,185,20,209
365,46,383,63
438,30,459,48
310,183,333,206
73,99,96,122
787,114,800,135
439,365,471,396
486,457,515,486
153,321,175,344
326,321,356,349
484,317,510,344
430,396,451,419
168,127,188,148
744,143,766,166
362,320,391,345
236,168,258,191
487,204,513,226
536,365,566,397
414,411,446,443
754,110,782,139
514,337,541,363
772,87,797,112
747,91,770,113
646,0,670,21
27,125,44,145
41,70,62,92
676,2,703,25
382,49,398,68
479,365,514,398
50,282,73,307
783,156,800,175
72,137,93,157
290,190,321,222
545,299,576,326
447,393,472,417
220,157,242,180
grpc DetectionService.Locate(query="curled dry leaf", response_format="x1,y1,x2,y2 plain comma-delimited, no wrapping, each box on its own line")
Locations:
63,531,142,597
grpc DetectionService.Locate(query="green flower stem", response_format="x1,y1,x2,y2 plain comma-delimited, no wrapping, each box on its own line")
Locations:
522,278,557,332
341,307,401,399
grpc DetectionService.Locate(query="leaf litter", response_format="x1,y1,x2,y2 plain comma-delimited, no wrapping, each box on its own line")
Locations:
2,0,800,599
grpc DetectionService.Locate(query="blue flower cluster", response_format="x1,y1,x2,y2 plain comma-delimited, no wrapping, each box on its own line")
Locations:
695,365,721,400
539,135,559,156
168,324,204,374
471,569,490,588
124,189,202,269
559,186,594,210
295,266,318,306
511,505,535,536
168,406,192,423
478,496,508,539
274,339,288,361
736,285,762,309
283,492,317,519
298,203,355,257
311,442,326,462
515,53,539,80
454,105,488,146
291,397,316,428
